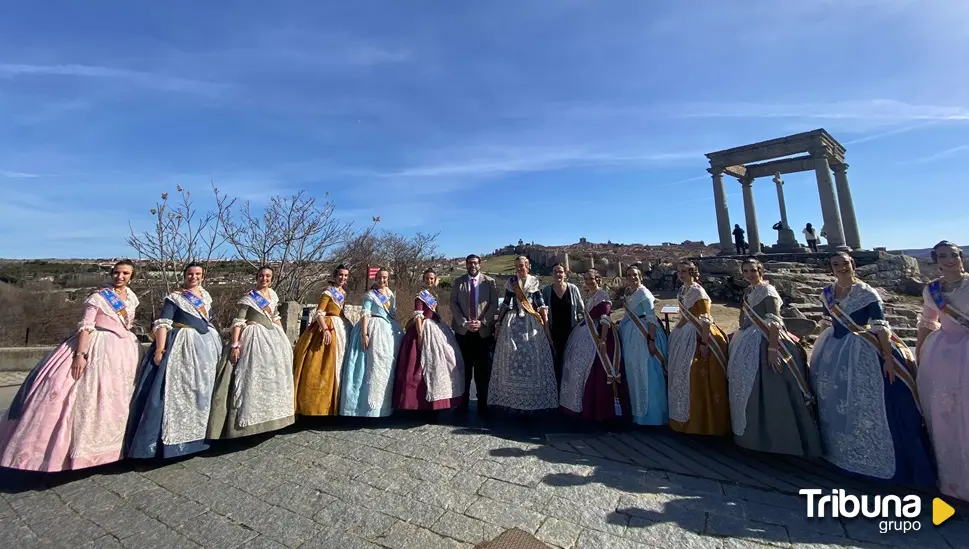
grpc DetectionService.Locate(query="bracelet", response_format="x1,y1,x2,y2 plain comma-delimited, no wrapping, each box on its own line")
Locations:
231,342,241,349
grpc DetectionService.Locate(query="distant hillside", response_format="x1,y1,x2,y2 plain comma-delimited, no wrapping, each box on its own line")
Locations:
892,245,967,259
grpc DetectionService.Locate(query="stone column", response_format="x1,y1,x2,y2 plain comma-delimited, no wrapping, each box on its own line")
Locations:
708,167,733,252
772,172,789,228
832,163,861,250
812,152,849,251
741,176,761,254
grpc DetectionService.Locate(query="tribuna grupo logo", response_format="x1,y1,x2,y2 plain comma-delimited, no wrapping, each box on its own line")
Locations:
799,489,922,534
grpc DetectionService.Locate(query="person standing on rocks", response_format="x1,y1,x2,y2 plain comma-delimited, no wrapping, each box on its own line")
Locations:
450,254,498,416
916,240,969,501
802,223,819,253
726,258,821,456
666,260,731,436
810,251,935,486
732,224,746,255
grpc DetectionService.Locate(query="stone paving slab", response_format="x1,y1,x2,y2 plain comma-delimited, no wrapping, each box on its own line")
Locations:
0,414,966,549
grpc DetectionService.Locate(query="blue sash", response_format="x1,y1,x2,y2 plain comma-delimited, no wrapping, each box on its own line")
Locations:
418,289,437,311
372,288,391,311
327,287,345,309
181,290,208,317
99,288,128,322
928,278,969,330
248,289,273,315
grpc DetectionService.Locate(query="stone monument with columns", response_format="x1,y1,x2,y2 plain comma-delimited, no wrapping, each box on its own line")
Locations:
770,172,806,252
705,128,861,255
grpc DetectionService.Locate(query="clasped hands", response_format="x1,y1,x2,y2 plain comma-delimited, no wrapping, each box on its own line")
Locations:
464,319,483,332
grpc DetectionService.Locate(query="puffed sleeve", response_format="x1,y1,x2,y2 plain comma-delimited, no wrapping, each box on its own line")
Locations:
231,305,249,329
77,301,99,333
918,286,942,331
762,293,784,330
152,298,176,333
360,295,374,318
693,300,714,326
533,289,547,311
597,301,613,326
867,295,891,334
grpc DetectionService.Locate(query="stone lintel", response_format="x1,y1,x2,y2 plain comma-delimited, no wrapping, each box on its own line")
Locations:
705,128,845,168
744,155,818,179
722,165,746,179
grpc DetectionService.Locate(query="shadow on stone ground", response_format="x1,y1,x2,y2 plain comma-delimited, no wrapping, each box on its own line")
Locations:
0,405,967,549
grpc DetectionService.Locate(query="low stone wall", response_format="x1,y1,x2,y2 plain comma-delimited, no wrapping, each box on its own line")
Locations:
0,343,153,372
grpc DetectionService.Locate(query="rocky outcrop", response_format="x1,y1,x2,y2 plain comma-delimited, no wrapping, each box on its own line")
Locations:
643,251,924,349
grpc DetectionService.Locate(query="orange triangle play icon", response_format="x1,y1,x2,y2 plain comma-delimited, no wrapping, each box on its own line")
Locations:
933,498,955,526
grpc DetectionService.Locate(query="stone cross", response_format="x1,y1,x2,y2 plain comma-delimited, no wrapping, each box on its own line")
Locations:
773,171,789,229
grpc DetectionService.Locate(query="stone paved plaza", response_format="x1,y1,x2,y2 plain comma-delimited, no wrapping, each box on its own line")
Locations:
0,412,967,549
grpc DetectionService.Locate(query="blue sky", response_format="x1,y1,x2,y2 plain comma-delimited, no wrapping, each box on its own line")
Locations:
1,0,968,259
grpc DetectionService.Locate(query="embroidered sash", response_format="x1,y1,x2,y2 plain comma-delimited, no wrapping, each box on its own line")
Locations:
181,289,208,318
327,286,345,310
511,278,543,324
99,288,128,324
742,300,813,403
248,289,274,317
624,294,665,371
584,305,623,417
677,294,728,374
928,279,969,331
821,286,920,413
418,289,437,311
372,288,391,312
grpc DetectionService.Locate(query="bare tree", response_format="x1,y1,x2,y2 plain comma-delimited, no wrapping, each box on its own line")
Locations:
217,190,369,302
380,231,442,288
329,223,384,291
126,184,233,316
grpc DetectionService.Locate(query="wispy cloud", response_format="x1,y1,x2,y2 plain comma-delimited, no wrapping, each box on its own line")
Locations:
0,63,226,96
372,147,700,180
843,121,940,145
674,99,969,123
0,169,41,178
907,144,969,164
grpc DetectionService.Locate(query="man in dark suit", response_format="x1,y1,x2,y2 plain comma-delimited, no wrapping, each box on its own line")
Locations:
450,254,498,415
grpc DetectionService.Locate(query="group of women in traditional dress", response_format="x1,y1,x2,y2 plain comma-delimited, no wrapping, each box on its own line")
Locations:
1,242,967,505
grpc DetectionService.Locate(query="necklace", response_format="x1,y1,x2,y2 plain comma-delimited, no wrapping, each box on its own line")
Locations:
941,272,968,292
